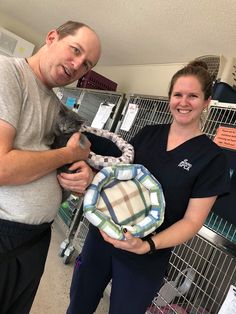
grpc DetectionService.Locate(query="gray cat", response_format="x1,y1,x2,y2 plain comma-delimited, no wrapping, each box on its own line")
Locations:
52,104,89,155
52,104,122,201
51,104,91,201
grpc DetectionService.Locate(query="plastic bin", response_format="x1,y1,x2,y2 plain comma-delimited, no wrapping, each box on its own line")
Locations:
77,70,117,91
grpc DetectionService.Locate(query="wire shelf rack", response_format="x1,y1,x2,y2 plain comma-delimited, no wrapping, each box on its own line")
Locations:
147,230,236,313
57,93,236,312
202,101,236,244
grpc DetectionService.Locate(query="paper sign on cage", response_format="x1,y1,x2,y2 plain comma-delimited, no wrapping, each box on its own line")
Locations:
214,125,236,151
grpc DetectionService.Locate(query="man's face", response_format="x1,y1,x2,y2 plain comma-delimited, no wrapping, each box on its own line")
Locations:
40,27,101,88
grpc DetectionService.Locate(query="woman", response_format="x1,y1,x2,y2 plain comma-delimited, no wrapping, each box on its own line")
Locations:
67,61,230,314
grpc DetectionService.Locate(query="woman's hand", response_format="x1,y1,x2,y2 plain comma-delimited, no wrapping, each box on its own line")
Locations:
57,161,95,194
100,229,150,255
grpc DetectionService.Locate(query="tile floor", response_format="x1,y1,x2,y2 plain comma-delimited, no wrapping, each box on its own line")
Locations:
30,220,109,314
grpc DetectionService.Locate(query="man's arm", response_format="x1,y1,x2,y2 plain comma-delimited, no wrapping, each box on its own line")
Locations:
0,119,90,185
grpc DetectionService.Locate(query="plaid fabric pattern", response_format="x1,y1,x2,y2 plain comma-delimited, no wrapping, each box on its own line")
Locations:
80,125,134,170
83,164,165,240
98,179,151,225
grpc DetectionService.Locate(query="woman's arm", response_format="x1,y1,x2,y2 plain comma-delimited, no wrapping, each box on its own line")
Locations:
100,196,217,254
151,196,217,250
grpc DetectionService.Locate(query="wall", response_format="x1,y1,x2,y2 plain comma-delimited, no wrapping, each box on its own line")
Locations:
94,63,185,97
0,11,42,52
0,10,185,97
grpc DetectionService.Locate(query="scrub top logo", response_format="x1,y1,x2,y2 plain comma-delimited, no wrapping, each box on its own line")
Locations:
178,159,192,171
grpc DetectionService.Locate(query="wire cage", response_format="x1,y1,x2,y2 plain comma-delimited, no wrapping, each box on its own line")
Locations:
114,94,236,313
195,55,223,82
54,87,125,263
67,93,236,311
116,95,236,244
115,94,172,141
55,91,236,311
202,101,236,245
57,195,81,228
147,231,236,314
71,213,90,252
55,87,125,130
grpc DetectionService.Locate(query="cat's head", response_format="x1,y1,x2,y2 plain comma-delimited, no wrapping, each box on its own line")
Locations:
54,104,85,135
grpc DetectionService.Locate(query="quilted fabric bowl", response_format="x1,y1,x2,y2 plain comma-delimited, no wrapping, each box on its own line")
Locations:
83,164,165,239
81,125,134,170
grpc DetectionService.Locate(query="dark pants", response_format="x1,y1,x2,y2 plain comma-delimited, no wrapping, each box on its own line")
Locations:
67,225,171,314
0,218,51,314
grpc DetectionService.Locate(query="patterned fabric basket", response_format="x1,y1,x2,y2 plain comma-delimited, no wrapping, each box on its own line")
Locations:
81,125,134,170
83,164,165,239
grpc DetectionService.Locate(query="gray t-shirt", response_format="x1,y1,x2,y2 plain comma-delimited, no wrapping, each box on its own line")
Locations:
0,56,62,224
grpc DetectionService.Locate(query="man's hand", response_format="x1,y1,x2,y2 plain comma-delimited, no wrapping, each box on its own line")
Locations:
66,132,91,162
58,160,95,194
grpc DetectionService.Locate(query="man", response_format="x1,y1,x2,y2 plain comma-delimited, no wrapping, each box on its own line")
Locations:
0,21,101,314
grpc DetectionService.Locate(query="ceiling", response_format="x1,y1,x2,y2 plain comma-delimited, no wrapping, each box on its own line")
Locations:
0,0,236,67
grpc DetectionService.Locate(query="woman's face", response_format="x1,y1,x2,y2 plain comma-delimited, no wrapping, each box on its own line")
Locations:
169,75,210,127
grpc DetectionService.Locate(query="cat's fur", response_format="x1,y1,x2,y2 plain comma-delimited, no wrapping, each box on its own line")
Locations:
52,104,121,169
52,104,88,152
52,104,122,201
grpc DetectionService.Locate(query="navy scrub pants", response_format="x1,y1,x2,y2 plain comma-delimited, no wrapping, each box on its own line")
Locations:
67,225,171,314
0,218,51,314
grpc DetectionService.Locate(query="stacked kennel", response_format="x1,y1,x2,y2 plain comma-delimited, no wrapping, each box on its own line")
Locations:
53,87,125,263
60,91,236,312
115,94,236,314
68,94,173,256
55,56,236,312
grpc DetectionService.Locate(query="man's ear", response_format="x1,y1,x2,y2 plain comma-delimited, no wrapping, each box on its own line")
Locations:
46,30,58,46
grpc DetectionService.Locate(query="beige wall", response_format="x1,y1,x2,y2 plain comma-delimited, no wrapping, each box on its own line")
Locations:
0,11,42,51
0,10,185,97
94,63,186,96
